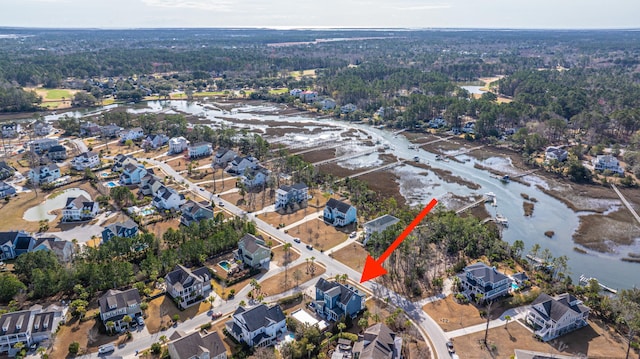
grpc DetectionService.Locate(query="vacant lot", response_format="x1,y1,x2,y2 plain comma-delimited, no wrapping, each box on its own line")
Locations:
146,218,181,238
166,156,212,173
260,262,326,295
261,207,318,227
289,219,350,252
423,295,486,331
49,313,117,357
271,243,301,265
332,243,370,271
145,295,210,334
453,319,628,359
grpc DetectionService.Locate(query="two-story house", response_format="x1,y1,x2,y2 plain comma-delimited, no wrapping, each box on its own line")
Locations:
120,163,148,185
169,137,190,154
32,237,75,263
188,142,213,159
138,174,163,196
275,182,308,211
71,151,100,171
593,155,624,174
1,122,20,138
180,200,214,226
323,198,357,227
80,122,102,137
101,124,123,138
119,127,145,142
320,98,336,110
225,304,286,347
458,262,512,302
33,120,52,136
235,234,271,269
142,134,169,149
168,330,228,359
341,103,357,114
27,164,60,185
226,156,259,175
353,323,402,359
29,138,59,154
299,90,317,102
0,181,16,198
240,167,270,188
46,145,67,161
101,219,139,243
62,195,99,222
545,146,568,162
0,305,64,357
0,231,36,260
165,265,212,309
526,293,590,342
0,161,15,180
98,288,142,332
152,185,185,211
314,278,365,322
112,154,138,172
214,148,237,167
363,214,400,245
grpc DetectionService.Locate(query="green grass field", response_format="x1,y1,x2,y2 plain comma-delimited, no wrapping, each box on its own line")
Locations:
42,88,73,100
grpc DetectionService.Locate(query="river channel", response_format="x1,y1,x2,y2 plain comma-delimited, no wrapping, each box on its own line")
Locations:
44,100,640,290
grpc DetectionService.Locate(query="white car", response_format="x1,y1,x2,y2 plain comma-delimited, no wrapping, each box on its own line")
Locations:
98,344,115,354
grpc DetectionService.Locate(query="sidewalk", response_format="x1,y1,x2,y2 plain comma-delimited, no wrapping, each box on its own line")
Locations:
282,211,323,231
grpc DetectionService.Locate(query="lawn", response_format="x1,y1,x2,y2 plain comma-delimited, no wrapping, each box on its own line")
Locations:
331,243,370,272
271,243,301,266
259,261,326,296
288,219,350,252
453,319,629,359
145,295,211,334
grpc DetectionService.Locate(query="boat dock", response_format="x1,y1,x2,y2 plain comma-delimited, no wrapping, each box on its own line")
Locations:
455,195,491,214
579,274,618,294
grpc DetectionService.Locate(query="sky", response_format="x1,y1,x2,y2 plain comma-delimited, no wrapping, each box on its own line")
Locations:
0,0,639,29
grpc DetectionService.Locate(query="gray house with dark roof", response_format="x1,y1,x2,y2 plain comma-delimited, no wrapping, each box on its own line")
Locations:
235,234,271,268
168,330,227,359
458,262,511,302
101,219,139,243
363,214,400,245
352,323,402,359
98,289,142,332
275,182,308,211
180,200,214,226
0,305,64,357
324,198,357,227
0,231,35,260
225,304,286,347
46,145,67,161
314,278,365,322
526,292,590,342
165,265,212,309
0,181,16,198
0,161,15,180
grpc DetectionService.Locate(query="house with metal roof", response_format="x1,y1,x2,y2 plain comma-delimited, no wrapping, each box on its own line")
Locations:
363,214,400,245
225,304,286,347
165,265,212,309
168,330,227,359
323,198,357,227
314,278,365,322
526,292,590,342
458,262,512,302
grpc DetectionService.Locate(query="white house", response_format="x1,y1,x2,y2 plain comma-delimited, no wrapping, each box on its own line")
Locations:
188,142,213,159
98,289,142,333
29,138,59,154
71,151,100,171
0,305,64,357
341,103,357,114
545,146,568,162
275,183,308,210
458,262,511,302
214,148,237,167
169,137,190,154
142,134,169,149
323,198,357,227
240,167,270,188
119,127,145,142
526,293,590,342
289,89,302,97
27,164,60,185
152,185,185,211
33,120,52,136
225,304,287,347
226,156,259,175
62,195,99,222
363,214,400,245
165,265,212,309
1,122,20,138
168,331,227,359
593,155,623,174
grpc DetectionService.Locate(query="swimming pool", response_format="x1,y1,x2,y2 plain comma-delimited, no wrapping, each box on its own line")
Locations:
105,181,118,188
101,172,109,177
218,261,231,271
141,209,155,216
511,283,520,291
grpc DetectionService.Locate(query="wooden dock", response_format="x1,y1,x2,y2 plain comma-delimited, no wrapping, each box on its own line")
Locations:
312,148,378,166
455,195,489,214
579,274,618,294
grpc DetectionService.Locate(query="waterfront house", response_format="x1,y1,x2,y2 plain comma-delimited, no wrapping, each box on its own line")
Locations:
0,181,16,198
119,127,145,142
314,278,365,322
593,155,624,174
29,138,59,154
320,98,336,110
1,122,20,138
101,123,122,138
214,147,237,167
180,200,214,226
71,151,100,171
101,219,139,242
0,305,64,357
98,289,142,332
33,120,52,136
299,90,318,102
0,161,15,180
525,292,590,342
225,304,286,347
169,136,190,154
227,156,259,175
27,164,60,185
188,142,213,159
235,234,271,268
32,237,74,263
46,145,67,161
545,146,568,162
142,133,169,149
165,265,212,309
240,167,270,188
340,103,357,114
353,323,402,359
323,198,357,227
363,214,400,245
289,89,302,97
168,330,227,359
458,262,511,302
62,195,99,222
275,182,308,211
120,163,148,185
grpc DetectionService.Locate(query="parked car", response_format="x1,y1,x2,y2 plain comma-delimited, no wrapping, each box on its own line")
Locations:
306,244,313,250
212,311,222,318
446,341,455,354
218,201,224,206
98,344,115,354
350,231,357,238
293,238,301,243
137,316,144,326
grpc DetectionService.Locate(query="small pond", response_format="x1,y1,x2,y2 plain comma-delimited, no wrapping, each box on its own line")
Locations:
23,188,91,222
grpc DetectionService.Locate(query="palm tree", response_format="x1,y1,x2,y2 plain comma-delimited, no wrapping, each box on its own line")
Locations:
306,343,316,359
122,315,132,328
208,296,215,309
337,322,346,336
283,243,292,285
504,315,511,330
106,321,115,334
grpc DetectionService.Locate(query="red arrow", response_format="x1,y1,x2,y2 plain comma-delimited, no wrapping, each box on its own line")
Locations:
359,198,438,283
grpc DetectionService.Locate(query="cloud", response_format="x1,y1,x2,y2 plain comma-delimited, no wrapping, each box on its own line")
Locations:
395,3,451,10
141,0,234,11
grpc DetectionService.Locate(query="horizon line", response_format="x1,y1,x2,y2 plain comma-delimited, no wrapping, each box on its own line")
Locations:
1,26,640,31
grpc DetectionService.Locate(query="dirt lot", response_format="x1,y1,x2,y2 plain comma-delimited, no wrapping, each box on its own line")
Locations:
332,243,370,271
453,318,629,359
271,244,301,266
146,218,181,238
289,219,350,252
166,155,212,173
260,261,326,295
260,206,319,227
49,314,118,357
423,295,486,332
145,295,210,334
